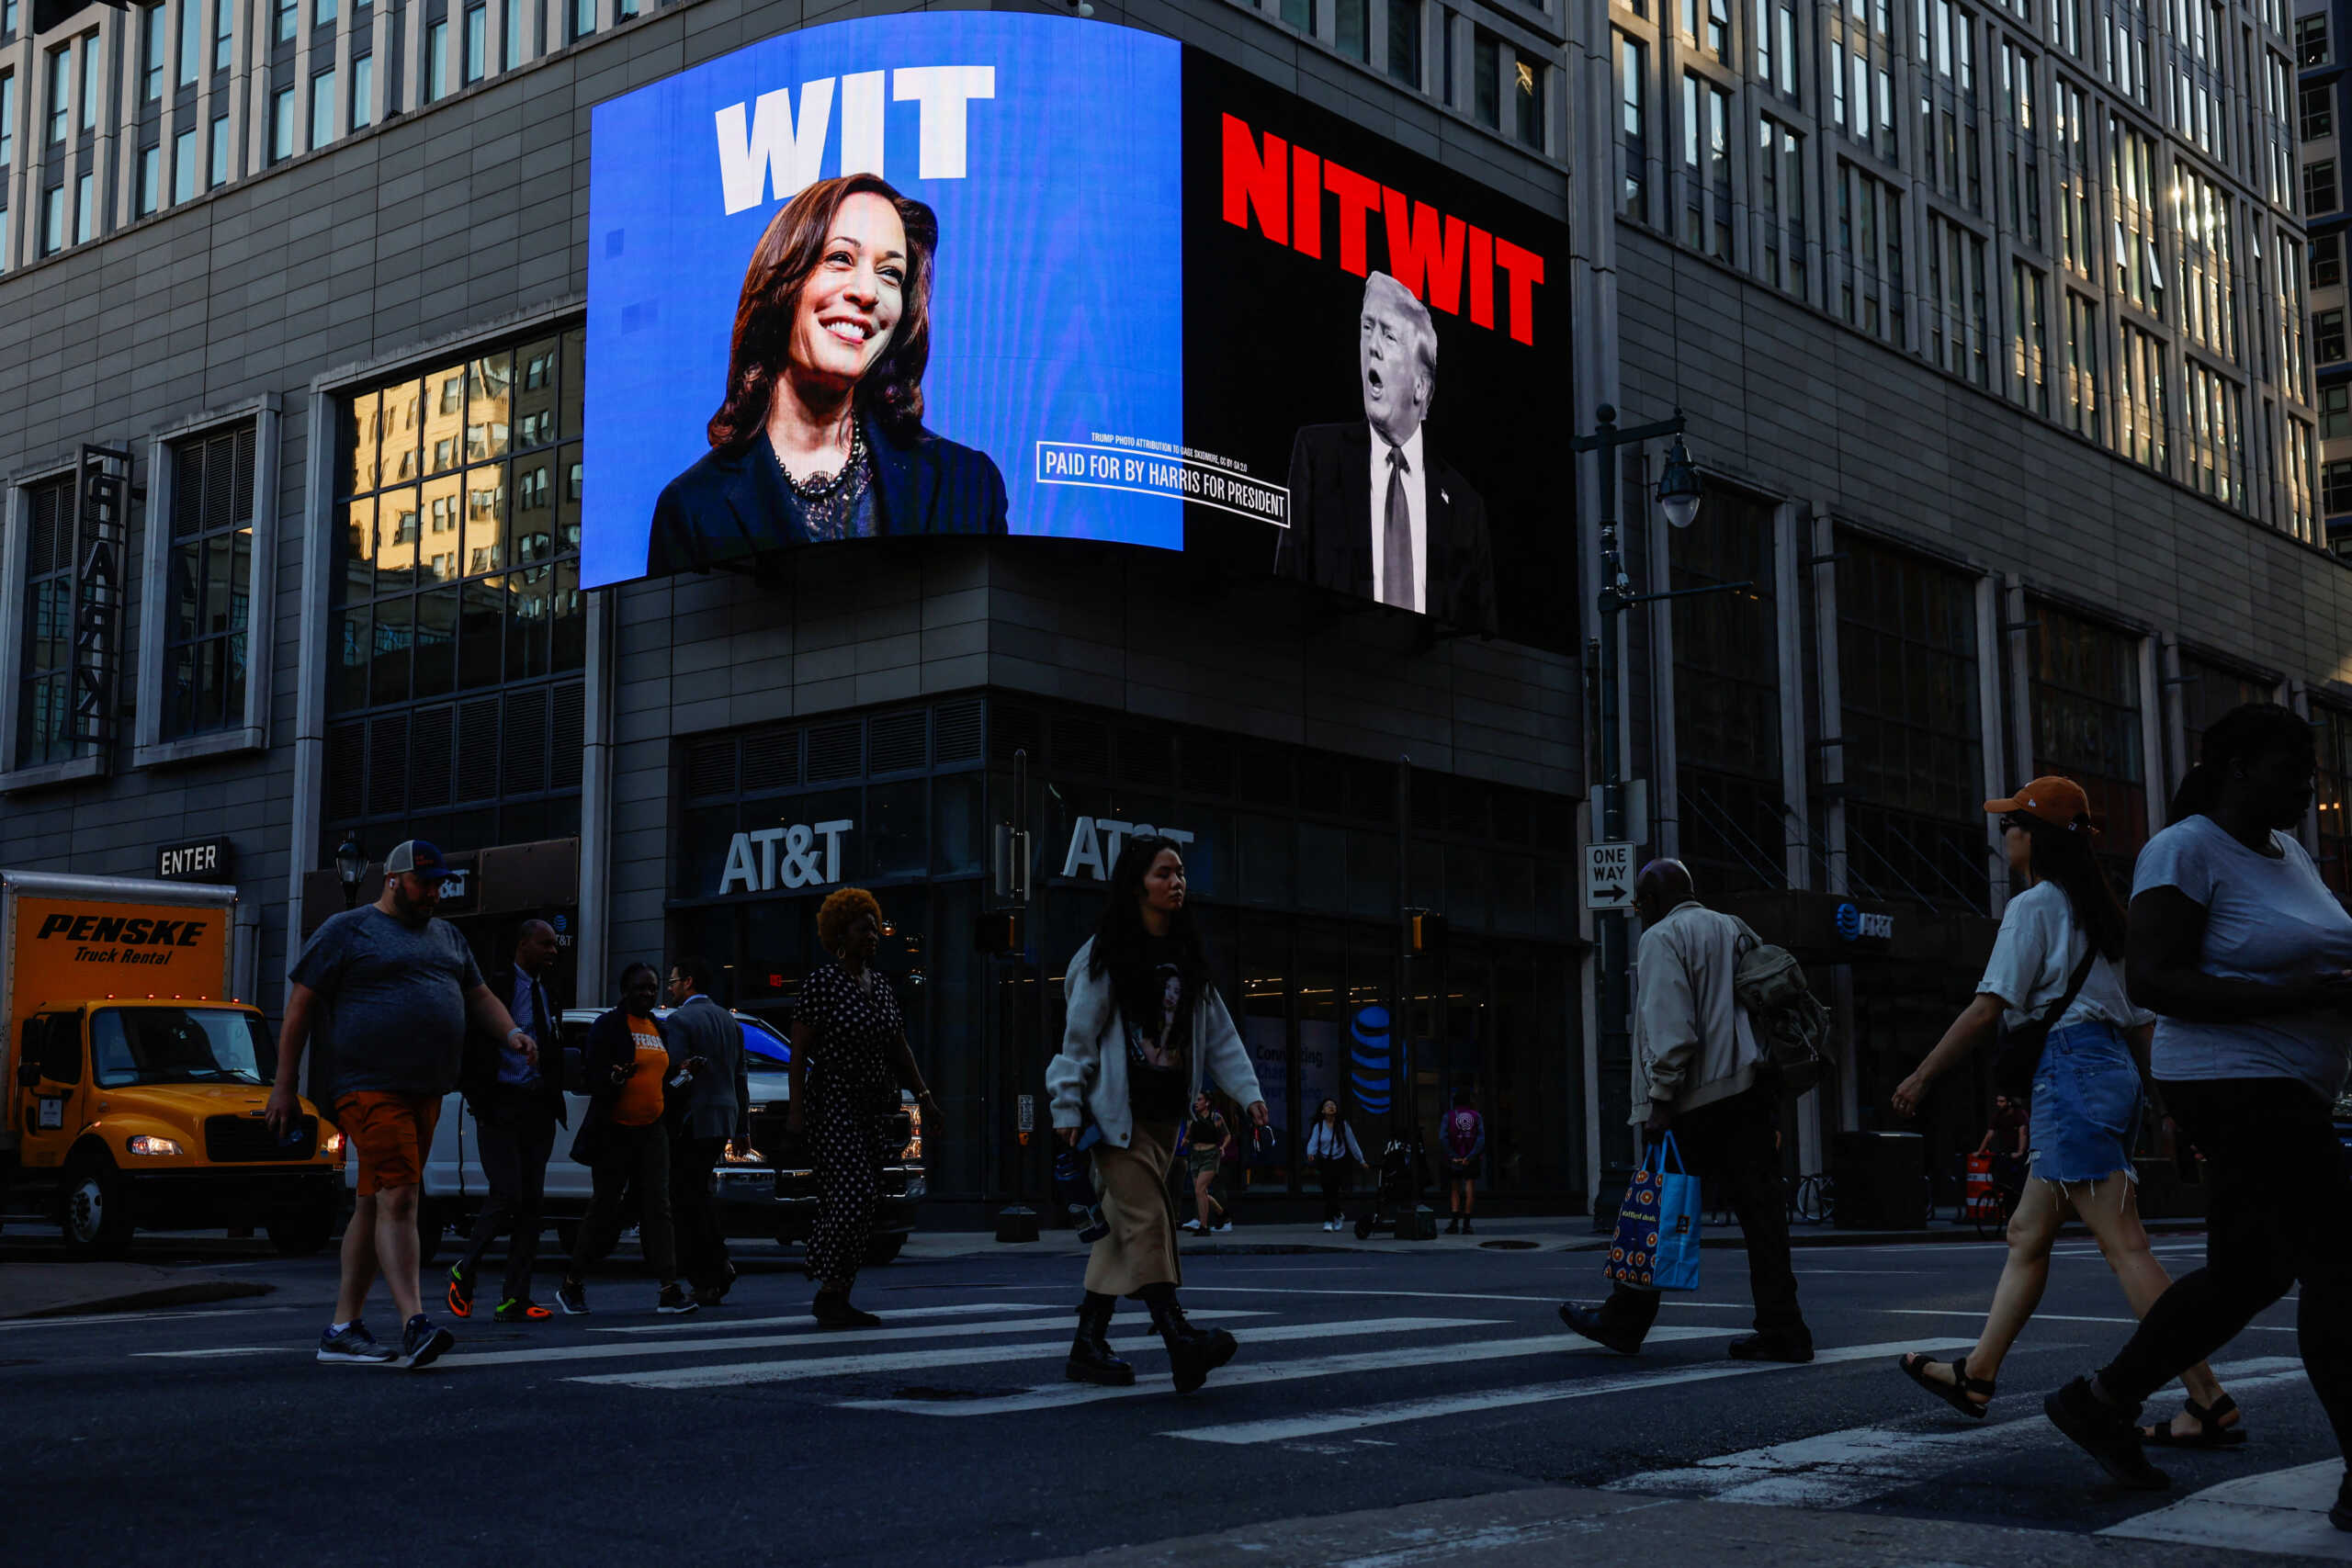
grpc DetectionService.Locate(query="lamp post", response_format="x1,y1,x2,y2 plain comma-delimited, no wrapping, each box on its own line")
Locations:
1569,406,1736,1224
334,832,368,911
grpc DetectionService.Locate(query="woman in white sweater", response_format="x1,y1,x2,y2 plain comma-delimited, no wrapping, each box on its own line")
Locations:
1047,834,1266,1393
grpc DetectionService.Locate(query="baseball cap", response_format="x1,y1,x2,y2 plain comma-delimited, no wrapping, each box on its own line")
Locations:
384,839,455,880
1984,776,2094,833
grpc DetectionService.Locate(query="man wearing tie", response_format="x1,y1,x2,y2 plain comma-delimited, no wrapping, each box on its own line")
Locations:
449,919,569,1323
1283,271,1498,633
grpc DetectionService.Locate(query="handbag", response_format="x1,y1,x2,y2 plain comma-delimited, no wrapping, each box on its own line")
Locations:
568,1111,613,1168
1993,945,2097,1099
1602,1132,1702,1292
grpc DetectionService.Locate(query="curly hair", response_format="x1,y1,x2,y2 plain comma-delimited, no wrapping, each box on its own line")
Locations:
817,886,884,955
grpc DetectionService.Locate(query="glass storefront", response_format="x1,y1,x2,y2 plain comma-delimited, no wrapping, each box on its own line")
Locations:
662,695,1588,1209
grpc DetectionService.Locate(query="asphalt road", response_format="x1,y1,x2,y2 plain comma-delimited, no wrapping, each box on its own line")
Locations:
0,1225,2336,1565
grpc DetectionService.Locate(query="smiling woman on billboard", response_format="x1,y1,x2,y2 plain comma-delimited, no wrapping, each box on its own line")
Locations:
647,173,1010,574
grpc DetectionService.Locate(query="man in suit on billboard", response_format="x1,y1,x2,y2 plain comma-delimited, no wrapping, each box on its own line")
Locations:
1283,272,1498,634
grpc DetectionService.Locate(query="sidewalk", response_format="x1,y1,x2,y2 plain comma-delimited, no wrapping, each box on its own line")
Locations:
0,1263,275,1320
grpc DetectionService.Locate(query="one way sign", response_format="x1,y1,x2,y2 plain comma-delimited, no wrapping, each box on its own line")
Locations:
1584,842,1635,911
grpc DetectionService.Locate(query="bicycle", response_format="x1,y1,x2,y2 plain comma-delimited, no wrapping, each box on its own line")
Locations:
1788,1171,1834,1225
1958,1152,2023,1237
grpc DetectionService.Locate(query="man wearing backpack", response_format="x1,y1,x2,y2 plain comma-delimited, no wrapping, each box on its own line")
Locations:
1559,859,1814,1363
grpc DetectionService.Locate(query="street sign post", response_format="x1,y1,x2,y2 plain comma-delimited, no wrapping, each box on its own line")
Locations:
1584,842,1635,911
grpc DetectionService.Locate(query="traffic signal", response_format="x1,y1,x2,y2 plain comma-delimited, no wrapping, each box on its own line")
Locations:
974,908,1025,954
34,0,124,37
1405,908,1448,956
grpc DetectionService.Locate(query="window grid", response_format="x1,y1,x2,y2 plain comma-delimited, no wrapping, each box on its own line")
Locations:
17,476,80,770
163,424,257,741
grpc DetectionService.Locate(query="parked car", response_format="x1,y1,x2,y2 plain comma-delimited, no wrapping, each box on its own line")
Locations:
368,1007,925,1268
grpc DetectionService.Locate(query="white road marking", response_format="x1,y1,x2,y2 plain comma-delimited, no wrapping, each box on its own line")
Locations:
135,1346,306,1359
448,1309,1271,1369
2100,1460,2352,1561
837,1325,1744,1419
589,1301,1065,1335
1166,1337,1967,1447
579,1315,1496,1393
0,1305,300,1332
1879,1307,2298,1331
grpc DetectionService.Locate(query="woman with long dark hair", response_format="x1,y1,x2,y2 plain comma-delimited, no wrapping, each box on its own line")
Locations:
1305,1097,1364,1232
1046,835,1267,1393
1888,777,2237,1443
2048,705,2352,1495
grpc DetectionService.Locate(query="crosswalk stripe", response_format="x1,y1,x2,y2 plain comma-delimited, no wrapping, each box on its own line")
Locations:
1164,1337,1969,1447
2098,1460,2352,1561
837,1324,1744,1419
1879,1308,2299,1332
590,1302,1067,1335
582,1315,1500,1393
136,1347,306,1359
1610,1356,2307,1508
448,1309,1272,1370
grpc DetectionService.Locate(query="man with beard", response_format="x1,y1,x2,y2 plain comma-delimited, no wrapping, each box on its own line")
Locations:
266,840,538,1371
1284,270,1497,633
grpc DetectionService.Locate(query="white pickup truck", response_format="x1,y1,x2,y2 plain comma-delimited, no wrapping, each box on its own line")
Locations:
367,1007,926,1268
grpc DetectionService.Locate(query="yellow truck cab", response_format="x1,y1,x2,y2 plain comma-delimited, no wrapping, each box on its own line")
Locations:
1,871,345,1258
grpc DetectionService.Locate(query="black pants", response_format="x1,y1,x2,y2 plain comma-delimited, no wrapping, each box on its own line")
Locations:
669,1134,730,1292
1317,1157,1351,1222
457,1091,557,1305
572,1121,675,1282
2098,1077,2352,1455
1599,1086,1806,1346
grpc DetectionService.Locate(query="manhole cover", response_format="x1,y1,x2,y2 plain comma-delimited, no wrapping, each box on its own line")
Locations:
1478,1239,1540,1250
888,1385,1024,1401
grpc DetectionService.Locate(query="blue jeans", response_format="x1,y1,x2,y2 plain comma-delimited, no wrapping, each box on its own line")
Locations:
2028,1021,2143,1187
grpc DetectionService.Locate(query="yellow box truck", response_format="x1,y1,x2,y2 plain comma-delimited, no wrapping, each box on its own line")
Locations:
1,871,345,1257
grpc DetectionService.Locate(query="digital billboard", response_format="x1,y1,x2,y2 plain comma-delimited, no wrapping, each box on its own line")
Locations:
582,14,1573,643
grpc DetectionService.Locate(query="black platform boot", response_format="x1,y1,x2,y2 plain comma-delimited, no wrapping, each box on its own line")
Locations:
1141,1283,1236,1393
1065,1292,1136,1386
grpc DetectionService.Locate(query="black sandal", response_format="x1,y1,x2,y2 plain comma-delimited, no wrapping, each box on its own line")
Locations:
2141,1394,2248,1449
1899,1351,1995,1419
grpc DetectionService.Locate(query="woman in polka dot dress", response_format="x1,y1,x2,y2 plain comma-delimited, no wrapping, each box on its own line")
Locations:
788,887,940,1329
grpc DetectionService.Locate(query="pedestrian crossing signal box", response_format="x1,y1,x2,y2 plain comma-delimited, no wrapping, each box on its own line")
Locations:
974,909,1025,954
1405,909,1449,956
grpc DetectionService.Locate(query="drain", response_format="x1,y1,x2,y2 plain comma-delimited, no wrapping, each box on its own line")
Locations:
1478,1238,1540,1250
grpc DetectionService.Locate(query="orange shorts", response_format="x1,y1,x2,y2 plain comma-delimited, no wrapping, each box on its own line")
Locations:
334,1092,442,1197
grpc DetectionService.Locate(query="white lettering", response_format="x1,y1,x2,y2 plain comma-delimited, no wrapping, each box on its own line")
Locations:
1096,818,1133,870
777,824,819,889
814,820,852,886
1061,818,1104,881
719,833,761,895
749,826,787,891
714,80,835,217
1060,818,1198,881
714,818,859,896
892,64,993,179
839,70,888,177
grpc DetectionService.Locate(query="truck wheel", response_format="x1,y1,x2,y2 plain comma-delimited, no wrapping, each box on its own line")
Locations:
60,1152,134,1259
267,1202,335,1257
863,1232,906,1267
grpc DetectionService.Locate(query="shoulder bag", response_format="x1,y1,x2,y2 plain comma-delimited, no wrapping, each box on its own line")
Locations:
1992,944,2098,1099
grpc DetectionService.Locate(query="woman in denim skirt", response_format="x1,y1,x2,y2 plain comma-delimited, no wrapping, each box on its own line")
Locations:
1886,776,2240,1446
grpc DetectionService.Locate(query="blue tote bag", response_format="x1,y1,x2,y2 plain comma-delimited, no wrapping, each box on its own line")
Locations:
1602,1132,1702,1292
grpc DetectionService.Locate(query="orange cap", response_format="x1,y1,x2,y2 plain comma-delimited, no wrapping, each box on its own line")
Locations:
1984,775,2095,833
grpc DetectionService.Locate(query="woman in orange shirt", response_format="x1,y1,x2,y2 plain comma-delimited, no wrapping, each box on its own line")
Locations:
559,963,701,1317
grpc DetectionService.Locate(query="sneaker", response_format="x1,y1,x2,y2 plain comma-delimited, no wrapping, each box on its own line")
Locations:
446,1263,475,1319
557,1279,590,1316
493,1298,554,1323
1180,1218,1204,1233
317,1320,398,1365
657,1283,699,1315
2044,1376,2172,1493
1211,1219,1234,1235
400,1314,456,1371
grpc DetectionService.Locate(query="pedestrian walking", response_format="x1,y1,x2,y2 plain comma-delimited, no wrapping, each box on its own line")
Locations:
1305,1098,1365,1231
665,954,751,1307
1977,1091,2030,1192
1048,834,1268,1393
787,888,942,1329
2044,705,2352,1501
1887,776,2238,1439
1182,1093,1236,1235
1442,1089,1485,1235
266,840,534,1370
559,963,698,1317
1558,859,1813,1362
447,919,569,1324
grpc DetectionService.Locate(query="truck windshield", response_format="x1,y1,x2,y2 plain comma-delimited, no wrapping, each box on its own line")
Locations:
89,1009,273,1089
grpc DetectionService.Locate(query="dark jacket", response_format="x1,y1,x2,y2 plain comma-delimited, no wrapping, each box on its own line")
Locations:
663,994,751,1144
647,414,1009,575
579,1006,677,1136
458,964,569,1126
1282,422,1498,634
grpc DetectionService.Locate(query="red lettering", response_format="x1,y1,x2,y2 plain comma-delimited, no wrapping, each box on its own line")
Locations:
1381,188,1467,315
1494,236,1546,346
1292,146,1322,259
1466,226,1494,329
1323,161,1383,277
1220,115,1287,244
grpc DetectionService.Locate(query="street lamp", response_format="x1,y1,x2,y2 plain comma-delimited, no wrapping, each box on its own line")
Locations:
1569,405,1745,1227
334,832,367,910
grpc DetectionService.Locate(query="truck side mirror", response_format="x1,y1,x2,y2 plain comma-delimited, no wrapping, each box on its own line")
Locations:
16,1059,40,1089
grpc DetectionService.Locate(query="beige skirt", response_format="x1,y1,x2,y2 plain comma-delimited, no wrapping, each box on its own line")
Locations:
1083,1118,1182,1297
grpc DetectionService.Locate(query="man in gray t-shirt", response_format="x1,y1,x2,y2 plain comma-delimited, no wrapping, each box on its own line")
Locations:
264,840,536,1371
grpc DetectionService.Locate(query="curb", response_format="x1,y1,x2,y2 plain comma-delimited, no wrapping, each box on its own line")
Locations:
3,1279,275,1321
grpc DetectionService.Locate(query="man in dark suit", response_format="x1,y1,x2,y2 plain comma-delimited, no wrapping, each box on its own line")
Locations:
663,954,751,1306
1284,271,1498,634
448,919,568,1323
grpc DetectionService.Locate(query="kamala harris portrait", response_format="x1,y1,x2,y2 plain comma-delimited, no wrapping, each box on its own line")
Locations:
647,173,1011,575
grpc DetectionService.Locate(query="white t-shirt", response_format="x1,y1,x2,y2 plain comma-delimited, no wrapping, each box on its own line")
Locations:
2132,814,2352,1101
1975,881,2151,1032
